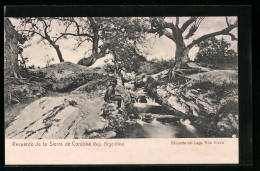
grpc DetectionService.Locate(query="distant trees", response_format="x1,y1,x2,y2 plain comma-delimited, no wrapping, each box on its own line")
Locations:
194,37,238,68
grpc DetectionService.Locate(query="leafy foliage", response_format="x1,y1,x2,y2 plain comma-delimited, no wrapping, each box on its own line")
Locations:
194,37,238,69
101,17,148,71
89,17,149,72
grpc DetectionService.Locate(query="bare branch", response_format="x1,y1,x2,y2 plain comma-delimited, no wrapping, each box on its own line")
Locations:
73,18,80,34
54,17,81,34
225,17,230,26
38,18,49,38
17,29,45,39
73,37,92,50
61,33,93,38
226,33,238,41
176,17,179,28
53,22,74,43
64,22,73,33
187,22,238,49
181,17,197,33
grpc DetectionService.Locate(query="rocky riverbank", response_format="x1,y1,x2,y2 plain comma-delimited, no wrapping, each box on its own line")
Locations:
145,69,238,137
5,62,239,139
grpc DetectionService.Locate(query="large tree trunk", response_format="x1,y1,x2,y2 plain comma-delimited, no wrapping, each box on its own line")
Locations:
168,39,190,81
4,18,21,78
51,44,64,62
92,32,99,55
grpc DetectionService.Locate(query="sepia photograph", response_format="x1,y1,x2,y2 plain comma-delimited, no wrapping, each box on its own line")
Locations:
4,16,238,140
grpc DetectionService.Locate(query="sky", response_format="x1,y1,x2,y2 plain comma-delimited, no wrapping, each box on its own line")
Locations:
9,17,238,68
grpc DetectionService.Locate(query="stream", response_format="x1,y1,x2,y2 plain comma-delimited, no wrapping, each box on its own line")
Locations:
115,89,204,138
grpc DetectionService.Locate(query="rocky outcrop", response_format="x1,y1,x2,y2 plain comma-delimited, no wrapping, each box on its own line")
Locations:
5,77,137,139
28,62,106,92
5,94,112,139
146,70,238,137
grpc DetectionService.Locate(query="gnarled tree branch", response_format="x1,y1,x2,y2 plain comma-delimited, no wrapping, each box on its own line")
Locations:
60,33,93,38
226,33,238,41
181,17,197,33
187,21,238,49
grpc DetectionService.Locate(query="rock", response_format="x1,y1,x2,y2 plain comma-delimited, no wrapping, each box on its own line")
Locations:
167,96,189,114
87,131,116,139
104,131,117,138
87,132,100,139
124,83,135,90
71,77,112,95
144,69,238,137
6,97,81,139
151,69,168,80
6,94,108,139
75,118,108,139
29,62,105,92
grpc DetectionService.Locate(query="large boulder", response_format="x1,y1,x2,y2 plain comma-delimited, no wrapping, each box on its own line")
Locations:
5,94,109,139
28,62,105,92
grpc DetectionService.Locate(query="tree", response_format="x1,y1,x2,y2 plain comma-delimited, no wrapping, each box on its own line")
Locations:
54,17,101,56
15,17,69,62
4,18,26,78
194,37,238,68
67,17,147,70
98,17,147,74
147,17,238,80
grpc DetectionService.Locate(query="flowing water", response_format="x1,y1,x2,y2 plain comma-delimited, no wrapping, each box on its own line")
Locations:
115,94,204,138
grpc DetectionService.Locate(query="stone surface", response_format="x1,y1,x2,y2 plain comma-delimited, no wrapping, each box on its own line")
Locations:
145,69,238,137
6,94,107,139
28,62,105,92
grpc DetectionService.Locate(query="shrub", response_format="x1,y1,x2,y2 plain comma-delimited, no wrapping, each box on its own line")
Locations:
194,37,238,69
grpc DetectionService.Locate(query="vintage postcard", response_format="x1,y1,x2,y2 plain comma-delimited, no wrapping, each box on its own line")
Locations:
4,16,239,164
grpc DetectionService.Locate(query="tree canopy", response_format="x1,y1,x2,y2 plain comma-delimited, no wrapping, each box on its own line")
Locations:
11,17,238,75
194,37,238,68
